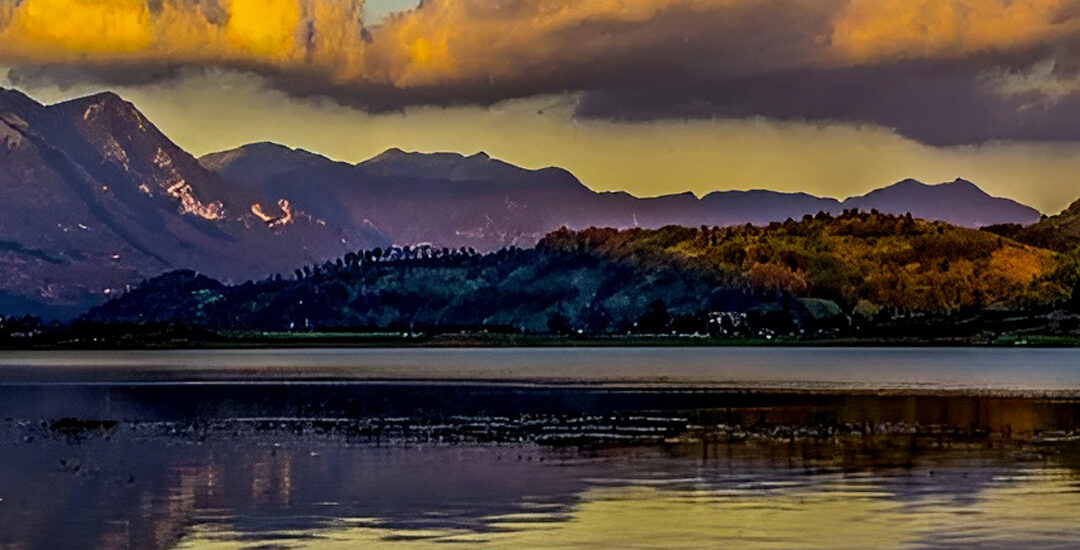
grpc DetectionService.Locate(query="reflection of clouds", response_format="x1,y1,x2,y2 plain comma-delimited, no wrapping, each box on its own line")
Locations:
4,379,1080,549
909,467,1080,549
173,466,1080,549
4,432,1080,549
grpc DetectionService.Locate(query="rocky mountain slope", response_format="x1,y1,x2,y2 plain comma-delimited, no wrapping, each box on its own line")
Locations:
0,88,383,317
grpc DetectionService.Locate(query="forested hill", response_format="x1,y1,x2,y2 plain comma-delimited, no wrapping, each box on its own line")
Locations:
81,212,1080,338
82,246,765,335
985,196,1080,254
540,210,1072,312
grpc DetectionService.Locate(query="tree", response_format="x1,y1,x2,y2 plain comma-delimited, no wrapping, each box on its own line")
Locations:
671,312,706,335
547,313,572,335
344,252,359,270
637,299,671,334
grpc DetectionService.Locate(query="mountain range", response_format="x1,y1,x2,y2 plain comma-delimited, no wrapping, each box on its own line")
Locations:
204,143,1042,250
0,87,1047,317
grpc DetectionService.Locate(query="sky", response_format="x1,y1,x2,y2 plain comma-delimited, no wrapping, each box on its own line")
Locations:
3,0,1080,213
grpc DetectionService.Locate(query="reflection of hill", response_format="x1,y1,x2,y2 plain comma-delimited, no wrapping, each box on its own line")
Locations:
0,437,589,549
2,428,1080,549
4,376,1080,547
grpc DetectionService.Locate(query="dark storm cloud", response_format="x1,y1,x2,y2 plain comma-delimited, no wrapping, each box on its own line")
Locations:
574,53,1080,145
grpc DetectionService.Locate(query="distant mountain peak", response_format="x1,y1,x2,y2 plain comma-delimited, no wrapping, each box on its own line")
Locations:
0,87,41,111
894,178,925,186
945,178,982,191
856,177,995,200
199,142,340,187
367,148,494,165
360,148,531,184
239,141,294,152
69,90,125,105
54,91,142,121
885,177,982,193
844,178,1040,227
207,141,329,163
371,147,408,162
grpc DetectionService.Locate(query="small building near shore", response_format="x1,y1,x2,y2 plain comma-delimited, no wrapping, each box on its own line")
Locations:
745,298,849,337
792,298,849,335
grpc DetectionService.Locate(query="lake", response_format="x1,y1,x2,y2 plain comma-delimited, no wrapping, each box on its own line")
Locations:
2,347,1080,390
2,347,1080,549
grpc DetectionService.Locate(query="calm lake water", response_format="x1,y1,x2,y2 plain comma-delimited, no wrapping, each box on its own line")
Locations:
1,347,1080,390
2,347,1080,549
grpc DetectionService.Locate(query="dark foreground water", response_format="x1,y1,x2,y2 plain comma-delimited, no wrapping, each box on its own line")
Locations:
2,348,1080,549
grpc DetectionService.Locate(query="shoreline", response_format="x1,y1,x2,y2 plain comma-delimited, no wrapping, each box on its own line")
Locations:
3,378,1080,399
5,331,1080,350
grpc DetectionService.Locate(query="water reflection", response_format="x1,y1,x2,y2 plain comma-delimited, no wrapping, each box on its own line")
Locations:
3,426,1080,549
4,377,1080,549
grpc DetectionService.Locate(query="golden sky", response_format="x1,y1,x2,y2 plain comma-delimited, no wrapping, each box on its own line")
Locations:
4,0,1080,212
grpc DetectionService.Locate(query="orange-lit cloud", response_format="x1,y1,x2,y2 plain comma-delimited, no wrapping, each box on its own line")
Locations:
831,0,1080,61
0,0,361,66
0,0,830,106
3,0,154,54
6,0,1080,144
225,0,303,59
3,0,1078,79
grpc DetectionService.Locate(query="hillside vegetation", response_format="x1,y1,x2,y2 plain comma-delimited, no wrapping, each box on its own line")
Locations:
541,211,1069,312
986,198,1080,254
79,212,1080,340
84,248,762,334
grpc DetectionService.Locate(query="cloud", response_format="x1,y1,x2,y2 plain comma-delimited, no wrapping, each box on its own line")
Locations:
830,0,1080,62
0,0,835,86
573,54,1080,145
6,0,1080,144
